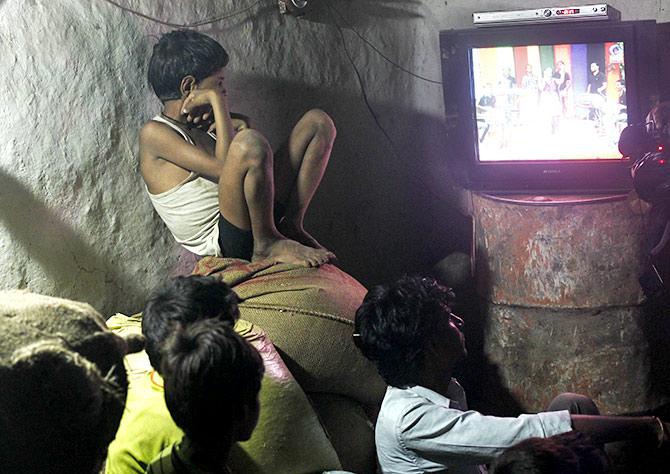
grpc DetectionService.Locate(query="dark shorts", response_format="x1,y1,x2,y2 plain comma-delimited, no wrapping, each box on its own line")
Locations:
216,202,285,261
217,214,253,261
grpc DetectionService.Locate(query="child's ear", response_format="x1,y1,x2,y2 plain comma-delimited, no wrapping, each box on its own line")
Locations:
179,75,197,98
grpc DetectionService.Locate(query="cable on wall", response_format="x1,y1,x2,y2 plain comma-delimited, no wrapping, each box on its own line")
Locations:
327,3,442,85
325,4,448,203
102,0,448,201
100,0,263,28
326,4,399,157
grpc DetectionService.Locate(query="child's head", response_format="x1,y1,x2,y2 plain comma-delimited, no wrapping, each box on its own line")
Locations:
142,276,240,371
0,291,143,474
161,319,264,452
148,29,229,102
354,275,461,388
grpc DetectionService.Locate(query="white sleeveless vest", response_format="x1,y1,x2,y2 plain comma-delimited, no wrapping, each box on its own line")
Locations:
146,115,221,257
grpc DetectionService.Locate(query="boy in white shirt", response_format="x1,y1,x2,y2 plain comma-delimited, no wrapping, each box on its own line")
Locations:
354,276,669,473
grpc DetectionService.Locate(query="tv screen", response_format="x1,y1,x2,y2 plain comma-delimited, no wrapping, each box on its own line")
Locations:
472,41,627,162
440,20,659,193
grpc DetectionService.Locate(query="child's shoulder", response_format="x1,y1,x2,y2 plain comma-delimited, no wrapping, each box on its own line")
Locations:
139,117,168,142
139,117,185,152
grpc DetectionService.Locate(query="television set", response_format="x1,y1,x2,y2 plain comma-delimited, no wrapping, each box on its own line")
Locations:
440,20,660,193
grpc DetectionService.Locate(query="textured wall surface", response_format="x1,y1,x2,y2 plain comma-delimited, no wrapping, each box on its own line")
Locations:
1,0,668,315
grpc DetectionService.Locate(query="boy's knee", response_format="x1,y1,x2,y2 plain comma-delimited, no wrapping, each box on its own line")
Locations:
547,392,600,415
302,109,336,138
230,129,272,166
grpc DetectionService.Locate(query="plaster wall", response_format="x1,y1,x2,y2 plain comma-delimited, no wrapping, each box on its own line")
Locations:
0,0,667,314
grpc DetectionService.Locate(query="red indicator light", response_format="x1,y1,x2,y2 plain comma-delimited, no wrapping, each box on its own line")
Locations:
660,159,666,165
659,145,665,152
557,8,579,15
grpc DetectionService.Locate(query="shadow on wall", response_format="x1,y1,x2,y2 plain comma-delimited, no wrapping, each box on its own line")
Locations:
448,275,527,417
226,71,467,285
0,169,138,311
641,290,670,399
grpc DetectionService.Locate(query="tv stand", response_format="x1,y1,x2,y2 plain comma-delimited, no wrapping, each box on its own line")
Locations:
477,192,628,206
470,190,669,413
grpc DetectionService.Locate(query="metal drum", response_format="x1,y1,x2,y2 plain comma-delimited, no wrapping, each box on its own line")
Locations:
472,192,667,414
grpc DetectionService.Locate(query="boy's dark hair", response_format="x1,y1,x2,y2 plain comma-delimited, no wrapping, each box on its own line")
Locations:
142,276,239,371
492,432,609,474
161,319,264,449
0,344,125,474
353,275,455,388
148,29,229,102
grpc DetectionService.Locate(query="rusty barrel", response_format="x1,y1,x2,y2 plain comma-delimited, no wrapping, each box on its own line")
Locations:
472,192,665,414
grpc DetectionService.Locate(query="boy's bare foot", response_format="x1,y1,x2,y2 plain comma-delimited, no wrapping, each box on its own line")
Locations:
276,219,332,253
252,237,335,267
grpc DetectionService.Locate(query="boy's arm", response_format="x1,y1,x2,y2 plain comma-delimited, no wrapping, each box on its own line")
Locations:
140,89,237,180
199,112,250,134
140,122,223,179
570,414,669,446
182,89,235,164
230,112,251,131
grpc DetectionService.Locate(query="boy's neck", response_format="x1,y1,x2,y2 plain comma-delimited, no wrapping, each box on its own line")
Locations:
417,364,456,398
179,436,231,473
162,100,187,124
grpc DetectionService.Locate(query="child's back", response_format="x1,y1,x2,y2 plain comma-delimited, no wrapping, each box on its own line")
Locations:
146,318,265,473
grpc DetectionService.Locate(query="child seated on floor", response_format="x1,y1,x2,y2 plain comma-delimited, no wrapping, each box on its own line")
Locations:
140,29,336,267
146,318,264,473
108,276,240,473
354,275,670,473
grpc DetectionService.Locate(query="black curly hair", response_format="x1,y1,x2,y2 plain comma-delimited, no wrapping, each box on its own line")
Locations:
353,275,455,388
142,276,239,371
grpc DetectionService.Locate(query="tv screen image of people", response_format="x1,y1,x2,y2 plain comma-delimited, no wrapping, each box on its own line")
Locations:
472,41,627,162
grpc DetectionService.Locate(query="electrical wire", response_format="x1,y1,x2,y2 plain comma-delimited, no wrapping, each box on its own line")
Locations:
100,0,263,28
327,3,442,85
326,4,450,205
104,0,446,201
327,6,400,158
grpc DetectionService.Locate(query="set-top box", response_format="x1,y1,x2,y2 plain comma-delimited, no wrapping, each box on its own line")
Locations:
473,4,621,27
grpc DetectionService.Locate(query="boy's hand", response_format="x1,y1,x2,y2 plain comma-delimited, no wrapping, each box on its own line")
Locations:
182,89,227,126
230,112,251,130
199,112,251,135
